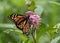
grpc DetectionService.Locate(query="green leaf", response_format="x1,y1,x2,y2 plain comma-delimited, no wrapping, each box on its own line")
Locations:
35,6,43,16
51,36,60,43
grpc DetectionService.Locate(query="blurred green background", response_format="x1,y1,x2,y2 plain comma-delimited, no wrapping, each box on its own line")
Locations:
0,0,60,43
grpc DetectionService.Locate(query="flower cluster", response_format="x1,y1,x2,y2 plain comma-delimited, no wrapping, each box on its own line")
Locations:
26,11,36,16
26,11,41,25
29,15,41,25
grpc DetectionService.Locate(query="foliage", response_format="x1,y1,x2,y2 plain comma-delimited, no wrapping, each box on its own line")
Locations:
0,0,60,43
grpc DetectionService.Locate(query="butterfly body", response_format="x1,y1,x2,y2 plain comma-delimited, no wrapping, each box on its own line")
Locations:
9,14,31,36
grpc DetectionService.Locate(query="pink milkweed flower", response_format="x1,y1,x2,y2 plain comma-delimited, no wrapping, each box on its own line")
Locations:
26,11,36,16
29,15,41,25
26,11,41,25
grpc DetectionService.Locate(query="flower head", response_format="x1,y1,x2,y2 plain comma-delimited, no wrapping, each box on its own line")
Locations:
26,11,41,25
29,15,41,25
26,11,36,16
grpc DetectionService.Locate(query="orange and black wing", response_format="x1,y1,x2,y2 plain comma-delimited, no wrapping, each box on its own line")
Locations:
9,14,31,35
16,16,31,35
9,14,25,24
22,20,31,35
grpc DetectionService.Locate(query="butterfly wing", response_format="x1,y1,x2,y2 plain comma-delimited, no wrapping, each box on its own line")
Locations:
9,14,25,24
22,20,31,36
9,14,31,35
16,16,31,35
16,20,27,30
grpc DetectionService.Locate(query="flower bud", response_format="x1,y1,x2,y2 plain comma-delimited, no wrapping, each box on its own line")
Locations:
26,1,31,7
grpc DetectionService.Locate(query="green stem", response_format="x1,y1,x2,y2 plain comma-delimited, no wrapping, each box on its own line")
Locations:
32,29,37,43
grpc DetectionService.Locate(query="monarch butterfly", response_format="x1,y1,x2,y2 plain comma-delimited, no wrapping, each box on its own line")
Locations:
9,14,31,36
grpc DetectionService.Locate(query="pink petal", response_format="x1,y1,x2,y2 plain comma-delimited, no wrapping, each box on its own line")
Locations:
26,11,36,16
